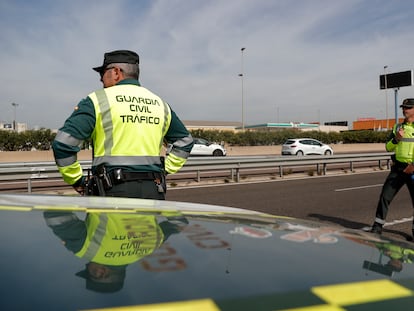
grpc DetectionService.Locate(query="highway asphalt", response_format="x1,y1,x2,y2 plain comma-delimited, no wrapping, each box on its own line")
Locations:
166,170,414,242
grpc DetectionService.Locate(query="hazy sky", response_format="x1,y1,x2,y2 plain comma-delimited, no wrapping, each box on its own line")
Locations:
1,0,414,129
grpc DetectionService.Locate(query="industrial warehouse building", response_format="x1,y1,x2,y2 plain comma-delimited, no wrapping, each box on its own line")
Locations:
0,118,397,133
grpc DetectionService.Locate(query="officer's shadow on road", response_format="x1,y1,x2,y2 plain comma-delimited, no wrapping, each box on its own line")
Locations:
308,213,412,241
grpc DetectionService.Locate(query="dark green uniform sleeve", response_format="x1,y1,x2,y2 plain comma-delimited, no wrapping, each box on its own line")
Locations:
164,109,194,153
163,109,194,174
52,97,96,185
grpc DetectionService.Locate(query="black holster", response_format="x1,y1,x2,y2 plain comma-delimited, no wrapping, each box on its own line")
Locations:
85,165,113,196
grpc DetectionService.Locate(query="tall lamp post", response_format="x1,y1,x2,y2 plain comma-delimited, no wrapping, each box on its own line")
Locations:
239,47,246,131
384,66,389,130
11,102,19,131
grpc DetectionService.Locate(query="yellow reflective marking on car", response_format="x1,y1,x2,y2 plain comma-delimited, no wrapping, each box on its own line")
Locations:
34,206,87,212
279,305,345,311
312,279,413,306
83,298,220,311
0,205,32,211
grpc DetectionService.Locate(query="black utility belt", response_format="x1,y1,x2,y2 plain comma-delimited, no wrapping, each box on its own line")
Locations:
110,169,162,184
86,167,165,196
392,160,411,172
394,160,409,168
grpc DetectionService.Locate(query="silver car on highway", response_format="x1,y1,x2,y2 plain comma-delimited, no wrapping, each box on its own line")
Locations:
282,138,333,156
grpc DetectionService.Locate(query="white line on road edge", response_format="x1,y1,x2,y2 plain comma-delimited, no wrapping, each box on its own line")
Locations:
335,184,383,192
384,217,413,227
361,217,413,231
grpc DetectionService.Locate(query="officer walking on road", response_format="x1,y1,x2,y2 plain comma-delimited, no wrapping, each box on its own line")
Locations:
369,98,414,239
52,50,194,199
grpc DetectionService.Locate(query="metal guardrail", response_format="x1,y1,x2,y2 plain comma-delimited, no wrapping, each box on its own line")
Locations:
0,153,393,191
180,153,392,182
0,160,92,193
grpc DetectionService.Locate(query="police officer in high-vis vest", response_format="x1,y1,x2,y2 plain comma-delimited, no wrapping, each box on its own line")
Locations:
52,50,194,198
369,98,414,239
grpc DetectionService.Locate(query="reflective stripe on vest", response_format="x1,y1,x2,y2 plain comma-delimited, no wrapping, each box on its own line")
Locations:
93,155,162,167
54,130,83,167
55,130,83,148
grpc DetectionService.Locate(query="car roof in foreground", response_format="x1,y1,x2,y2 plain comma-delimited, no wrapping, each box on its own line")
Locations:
1,193,414,311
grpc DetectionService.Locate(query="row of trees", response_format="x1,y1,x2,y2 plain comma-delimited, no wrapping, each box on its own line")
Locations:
190,129,390,146
0,128,391,152
0,129,56,151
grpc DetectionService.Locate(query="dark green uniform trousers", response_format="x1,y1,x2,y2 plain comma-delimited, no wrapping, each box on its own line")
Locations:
373,165,414,235
104,180,165,200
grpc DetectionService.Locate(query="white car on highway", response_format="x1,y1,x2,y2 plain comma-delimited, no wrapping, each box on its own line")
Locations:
190,138,226,156
281,138,333,156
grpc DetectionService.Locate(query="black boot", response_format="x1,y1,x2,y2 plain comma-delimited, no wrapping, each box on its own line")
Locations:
370,223,383,234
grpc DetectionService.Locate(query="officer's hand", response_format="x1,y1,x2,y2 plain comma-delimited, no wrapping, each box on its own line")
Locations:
396,128,405,141
73,185,85,196
72,176,86,196
403,164,414,175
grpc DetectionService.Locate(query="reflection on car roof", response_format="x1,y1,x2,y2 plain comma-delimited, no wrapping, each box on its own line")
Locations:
1,194,414,310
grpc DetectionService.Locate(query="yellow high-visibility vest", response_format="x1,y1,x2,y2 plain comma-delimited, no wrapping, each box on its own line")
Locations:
76,213,164,265
88,85,171,167
387,123,414,163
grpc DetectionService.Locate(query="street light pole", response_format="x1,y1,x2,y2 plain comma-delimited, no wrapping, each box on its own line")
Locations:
384,66,389,130
276,106,279,123
11,102,19,131
239,47,246,131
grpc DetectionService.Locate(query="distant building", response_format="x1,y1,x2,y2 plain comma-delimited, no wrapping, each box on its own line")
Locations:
239,122,319,131
0,119,350,133
184,121,348,133
325,121,348,127
1,123,13,130
352,118,401,131
183,120,241,131
0,122,28,133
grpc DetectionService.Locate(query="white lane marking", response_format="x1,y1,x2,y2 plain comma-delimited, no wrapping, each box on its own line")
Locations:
335,184,383,192
384,217,413,227
335,183,413,229
361,217,414,231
